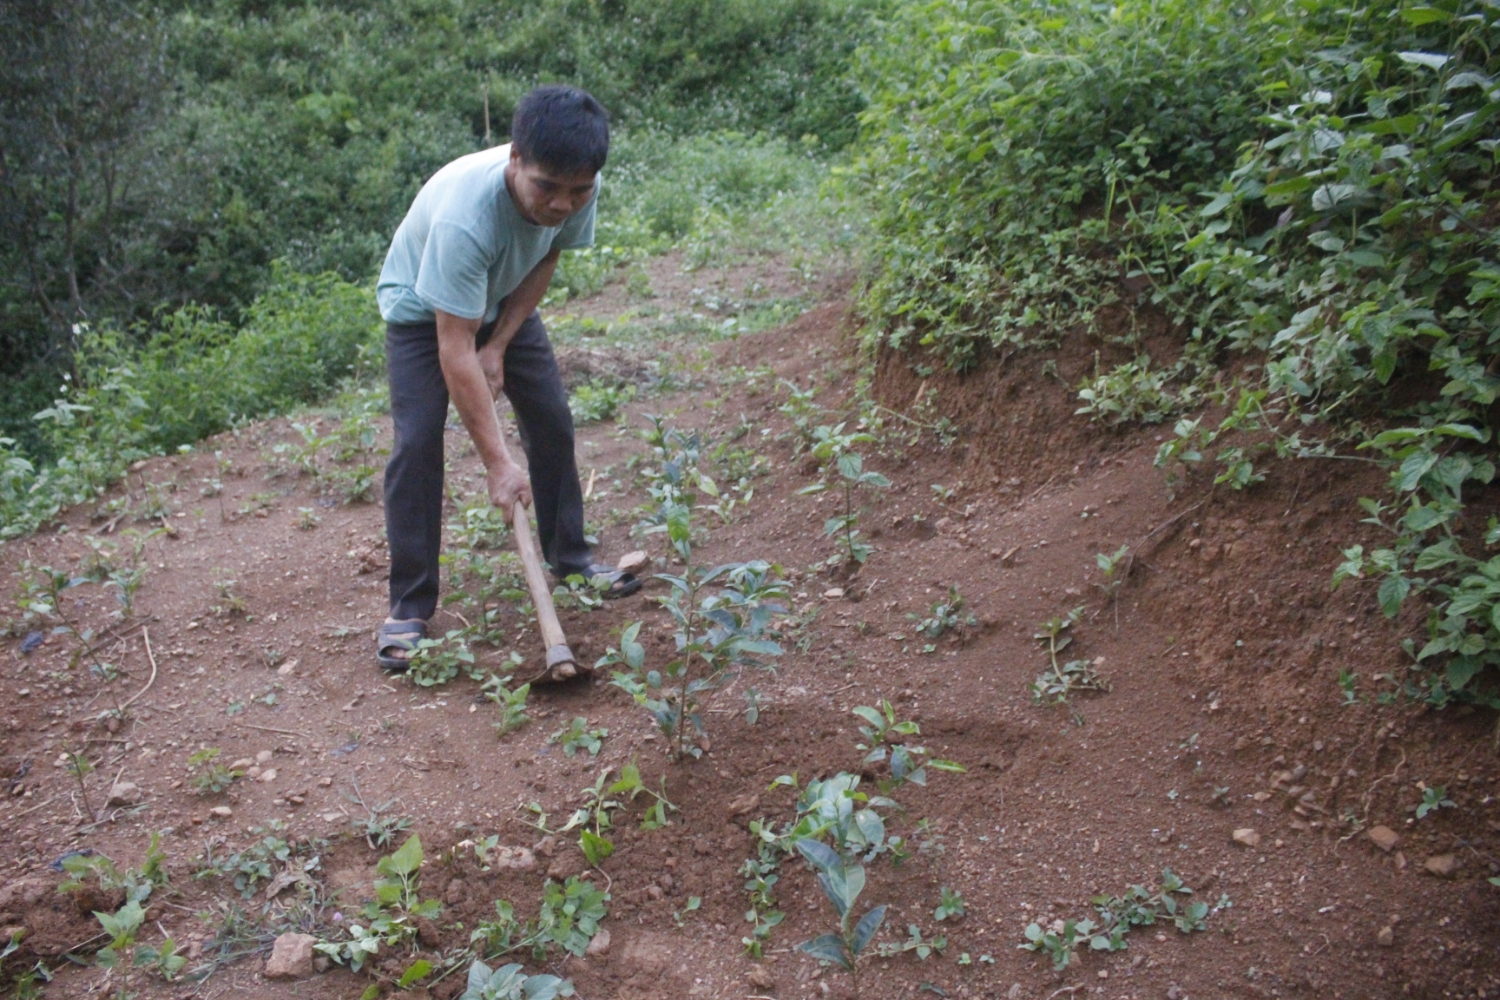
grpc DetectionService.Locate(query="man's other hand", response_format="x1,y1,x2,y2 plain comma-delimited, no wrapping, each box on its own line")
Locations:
488,460,532,517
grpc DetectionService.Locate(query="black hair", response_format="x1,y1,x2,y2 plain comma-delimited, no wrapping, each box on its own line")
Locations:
511,85,610,175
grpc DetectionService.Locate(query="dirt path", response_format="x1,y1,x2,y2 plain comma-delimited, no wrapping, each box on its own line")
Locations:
2,252,1499,1000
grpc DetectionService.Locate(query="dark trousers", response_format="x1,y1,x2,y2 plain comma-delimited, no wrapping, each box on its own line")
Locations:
384,310,591,622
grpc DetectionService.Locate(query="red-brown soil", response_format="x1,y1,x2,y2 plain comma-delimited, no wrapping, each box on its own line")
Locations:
2,262,1499,1000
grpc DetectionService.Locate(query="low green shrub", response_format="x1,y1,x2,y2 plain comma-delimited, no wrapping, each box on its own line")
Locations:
854,0,1500,713
2,264,380,539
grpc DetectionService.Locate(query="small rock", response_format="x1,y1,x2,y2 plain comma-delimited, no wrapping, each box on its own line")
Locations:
256,750,274,764
1367,826,1401,853
277,658,298,676
617,551,650,574
728,793,760,816
259,768,278,783
445,879,466,905
546,858,571,880
1232,828,1261,849
533,835,558,858
492,846,535,871
1377,926,1394,947
1166,986,1183,1000
229,758,255,772
823,587,844,599
106,781,141,808
264,932,316,980
312,956,331,973
1007,986,1022,1000
318,776,332,787
748,966,776,990
209,806,233,818
1423,853,1458,878
585,928,611,957
647,885,664,901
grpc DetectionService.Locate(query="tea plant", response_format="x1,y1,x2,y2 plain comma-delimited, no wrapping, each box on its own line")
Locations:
482,673,531,736
777,379,826,455
800,424,889,568
1030,607,1109,712
188,748,243,794
604,512,788,759
853,700,964,794
64,748,98,823
795,839,887,999
548,718,608,758
740,855,786,958
909,586,976,650
1095,544,1131,625
458,960,574,1000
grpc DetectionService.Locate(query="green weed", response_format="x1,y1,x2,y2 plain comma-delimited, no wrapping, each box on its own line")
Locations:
548,718,608,758
187,747,242,795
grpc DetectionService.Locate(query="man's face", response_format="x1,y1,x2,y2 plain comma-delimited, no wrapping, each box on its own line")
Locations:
506,150,597,227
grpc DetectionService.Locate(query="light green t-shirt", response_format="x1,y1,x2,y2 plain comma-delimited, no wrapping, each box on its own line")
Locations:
376,143,597,324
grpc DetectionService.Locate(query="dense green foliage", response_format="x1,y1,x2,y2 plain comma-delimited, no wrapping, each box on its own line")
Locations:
0,0,875,438
854,0,1500,709
0,268,380,539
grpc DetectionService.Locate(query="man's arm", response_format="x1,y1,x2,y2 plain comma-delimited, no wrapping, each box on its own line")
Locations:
436,309,532,516
477,248,560,395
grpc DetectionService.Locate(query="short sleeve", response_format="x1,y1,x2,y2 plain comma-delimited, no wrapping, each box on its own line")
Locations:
552,181,599,251
413,221,489,320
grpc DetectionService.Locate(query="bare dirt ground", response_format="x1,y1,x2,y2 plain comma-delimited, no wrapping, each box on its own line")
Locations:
3,248,1499,1000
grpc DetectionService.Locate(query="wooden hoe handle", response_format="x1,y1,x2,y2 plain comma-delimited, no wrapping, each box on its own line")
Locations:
511,500,578,679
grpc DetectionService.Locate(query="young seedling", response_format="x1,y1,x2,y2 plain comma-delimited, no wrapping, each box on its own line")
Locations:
1029,607,1109,715
405,630,480,687
187,748,242,795
482,673,531,735
1094,544,1130,626
800,425,890,568
877,923,946,960
909,585,976,651
852,700,964,793
1022,869,1230,969
469,875,608,963
1337,669,1359,705
548,718,608,758
934,887,966,922
1417,785,1456,819
342,779,411,851
211,573,248,617
64,748,98,824
65,837,180,996
458,960,573,1000
605,544,787,761
795,839,887,998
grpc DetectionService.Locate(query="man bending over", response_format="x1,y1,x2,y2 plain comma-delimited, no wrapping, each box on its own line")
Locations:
373,84,639,671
